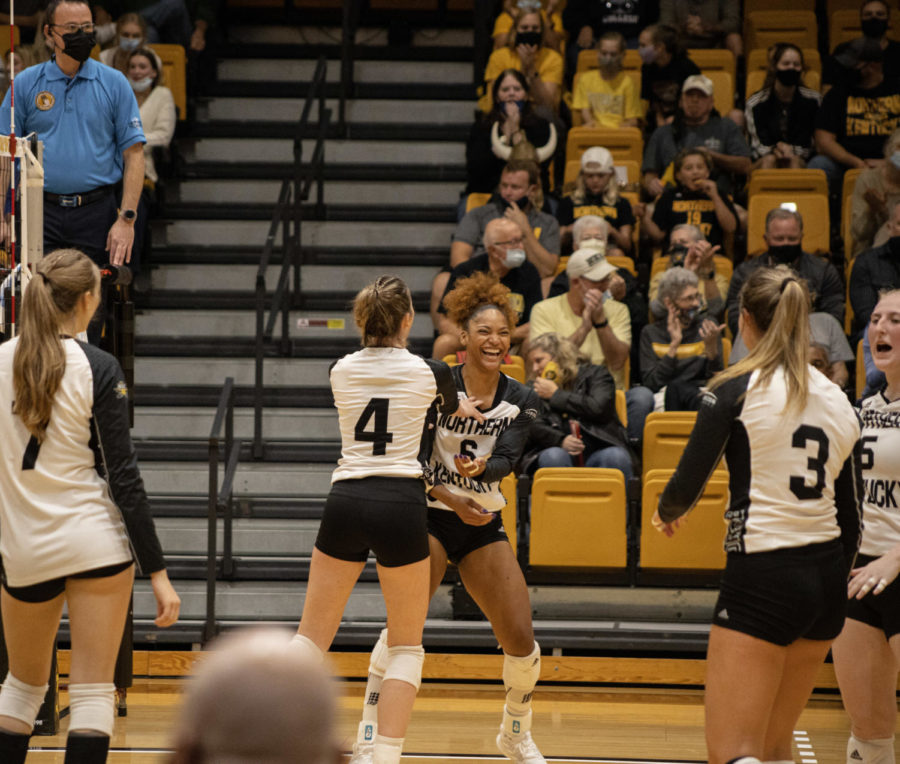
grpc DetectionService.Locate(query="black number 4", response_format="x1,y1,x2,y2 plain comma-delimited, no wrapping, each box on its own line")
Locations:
354,398,394,456
789,425,829,500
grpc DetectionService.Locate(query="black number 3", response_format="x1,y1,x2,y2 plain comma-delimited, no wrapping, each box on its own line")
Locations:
789,425,829,500
354,398,394,456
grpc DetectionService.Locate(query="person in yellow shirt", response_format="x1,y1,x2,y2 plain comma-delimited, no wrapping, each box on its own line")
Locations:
479,10,563,114
573,32,642,129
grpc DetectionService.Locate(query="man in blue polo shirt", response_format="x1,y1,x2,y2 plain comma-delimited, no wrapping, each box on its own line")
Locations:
0,0,146,269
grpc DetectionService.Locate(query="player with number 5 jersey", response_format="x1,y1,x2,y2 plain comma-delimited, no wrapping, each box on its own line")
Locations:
291,275,484,764
653,266,863,764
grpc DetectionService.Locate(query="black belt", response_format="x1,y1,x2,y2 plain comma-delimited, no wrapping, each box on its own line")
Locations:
44,185,114,208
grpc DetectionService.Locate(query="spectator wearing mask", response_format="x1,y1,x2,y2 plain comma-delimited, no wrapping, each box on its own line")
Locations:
433,218,542,359
849,128,900,257
850,197,900,341
638,23,701,131
573,31,642,129
639,266,726,411
493,0,564,52
658,0,741,58
725,208,845,337
99,13,147,75
557,147,637,256
824,0,900,88
642,74,751,199
745,43,821,170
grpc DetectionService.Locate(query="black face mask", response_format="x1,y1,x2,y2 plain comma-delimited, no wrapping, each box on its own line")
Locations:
775,68,802,87
861,17,888,38
60,29,95,63
516,31,543,47
768,243,802,264
499,192,530,211
888,235,900,256
667,243,688,267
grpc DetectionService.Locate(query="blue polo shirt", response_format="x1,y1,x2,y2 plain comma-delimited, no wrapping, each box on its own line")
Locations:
0,57,145,194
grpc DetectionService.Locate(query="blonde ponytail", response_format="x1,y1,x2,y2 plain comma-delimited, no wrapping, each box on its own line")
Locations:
13,249,98,441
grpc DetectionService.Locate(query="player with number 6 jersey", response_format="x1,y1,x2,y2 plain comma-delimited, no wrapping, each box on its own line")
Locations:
653,266,863,764
292,275,484,764
833,289,900,764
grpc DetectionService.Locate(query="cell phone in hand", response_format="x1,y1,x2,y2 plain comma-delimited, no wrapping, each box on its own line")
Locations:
569,421,584,467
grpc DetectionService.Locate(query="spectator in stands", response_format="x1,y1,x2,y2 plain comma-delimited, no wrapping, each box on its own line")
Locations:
639,266,726,410
726,208,845,337
128,46,175,275
465,69,557,197
557,147,636,256
850,198,900,341
493,0,564,52
638,24,701,132
644,146,738,251
810,37,900,202
745,43,821,171
479,9,563,114
27,10,53,64
95,0,212,51
849,128,900,258
433,218,542,359
563,0,649,52
99,13,147,75
809,341,836,383
524,332,634,480
170,629,342,764
824,0,900,88
658,0,741,58
573,32,642,129
649,224,728,322
0,46,34,101
642,75,751,199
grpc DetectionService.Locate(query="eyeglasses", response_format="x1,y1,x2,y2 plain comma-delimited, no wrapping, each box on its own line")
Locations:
494,238,524,247
51,23,95,34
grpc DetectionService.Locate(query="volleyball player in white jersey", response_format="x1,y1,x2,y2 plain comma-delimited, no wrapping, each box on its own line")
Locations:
0,249,180,764
350,272,545,764
832,289,900,764
653,265,863,764
291,275,485,764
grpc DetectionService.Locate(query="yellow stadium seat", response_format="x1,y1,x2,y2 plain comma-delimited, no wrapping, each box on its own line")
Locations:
150,43,187,121
606,254,636,276
465,193,491,213
746,47,821,78
857,338,865,400
721,336,732,367
530,467,628,568
501,363,525,383
745,11,819,52
827,0,863,19
508,354,525,369
566,126,643,165
650,254,733,282
688,48,736,82
747,169,829,197
642,411,698,477
746,192,829,256
745,68,820,96
743,0,813,20
639,468,729,571
702,70,734,120
615,388,627,427
500,474,517,554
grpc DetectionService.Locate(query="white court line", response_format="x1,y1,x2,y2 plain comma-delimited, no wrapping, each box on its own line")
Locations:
795,728,819,764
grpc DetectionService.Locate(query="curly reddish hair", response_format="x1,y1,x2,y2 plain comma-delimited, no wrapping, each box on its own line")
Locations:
442,271,517,331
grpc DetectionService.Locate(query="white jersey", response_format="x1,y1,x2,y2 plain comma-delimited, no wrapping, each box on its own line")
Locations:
660,366,863,555
858,390,900,557
331,347,457,483
0,337,164,587
428,365,539,512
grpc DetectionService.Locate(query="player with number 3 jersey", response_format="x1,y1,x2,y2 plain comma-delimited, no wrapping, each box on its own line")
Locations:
833,289,900,764
653,266,863,764
291,276,483,764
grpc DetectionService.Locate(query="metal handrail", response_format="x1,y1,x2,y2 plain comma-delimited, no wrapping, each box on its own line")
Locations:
340,0,361,131
205,377,241,644
252,55,331,459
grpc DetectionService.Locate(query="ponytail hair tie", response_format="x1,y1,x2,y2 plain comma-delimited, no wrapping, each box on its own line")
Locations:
38,271,51,286
779,277,796,294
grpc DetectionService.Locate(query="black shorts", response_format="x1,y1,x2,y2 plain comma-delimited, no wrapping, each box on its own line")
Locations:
2,560,134,604
315,477,429,568
427,505,508,566
846,553,900,639
713,539,848,646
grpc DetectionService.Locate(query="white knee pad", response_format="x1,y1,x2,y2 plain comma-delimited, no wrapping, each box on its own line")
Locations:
502,641,541,691
0,673,48,727
369,628,389,677
382,645,425,692
849,735,896,764
289,633,324,665
68,683,115,737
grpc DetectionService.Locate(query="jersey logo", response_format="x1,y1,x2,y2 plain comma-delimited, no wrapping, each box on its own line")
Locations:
130,117,142,128
717,608,729,621
521,407,538,421
699,390,718,408
35,91,55,111
114,380,128,399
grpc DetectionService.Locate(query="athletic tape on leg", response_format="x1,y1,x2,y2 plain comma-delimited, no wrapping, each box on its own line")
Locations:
289,633,324,664
0,673,48,727
503,641,540,702
68,683,115,737
382,645,425,691
849,735,896,764
369,628,389,676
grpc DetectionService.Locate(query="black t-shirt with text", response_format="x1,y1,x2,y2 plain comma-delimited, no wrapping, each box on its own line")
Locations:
651,185,737,248
816,78,900,160
556,194,637,230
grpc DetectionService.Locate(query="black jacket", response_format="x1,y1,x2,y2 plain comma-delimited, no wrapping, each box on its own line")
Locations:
639,320,723,393
850,241,900,339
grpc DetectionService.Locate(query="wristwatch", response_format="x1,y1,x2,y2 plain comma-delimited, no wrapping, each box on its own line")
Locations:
119,208,137,223
704,270,716,280
593,319,609,328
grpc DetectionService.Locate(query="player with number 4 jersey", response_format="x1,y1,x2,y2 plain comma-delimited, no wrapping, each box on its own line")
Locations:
653,266,863,764
292,276,484,764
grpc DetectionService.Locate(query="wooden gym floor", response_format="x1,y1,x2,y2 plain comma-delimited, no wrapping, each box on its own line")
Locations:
22,672,869,763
